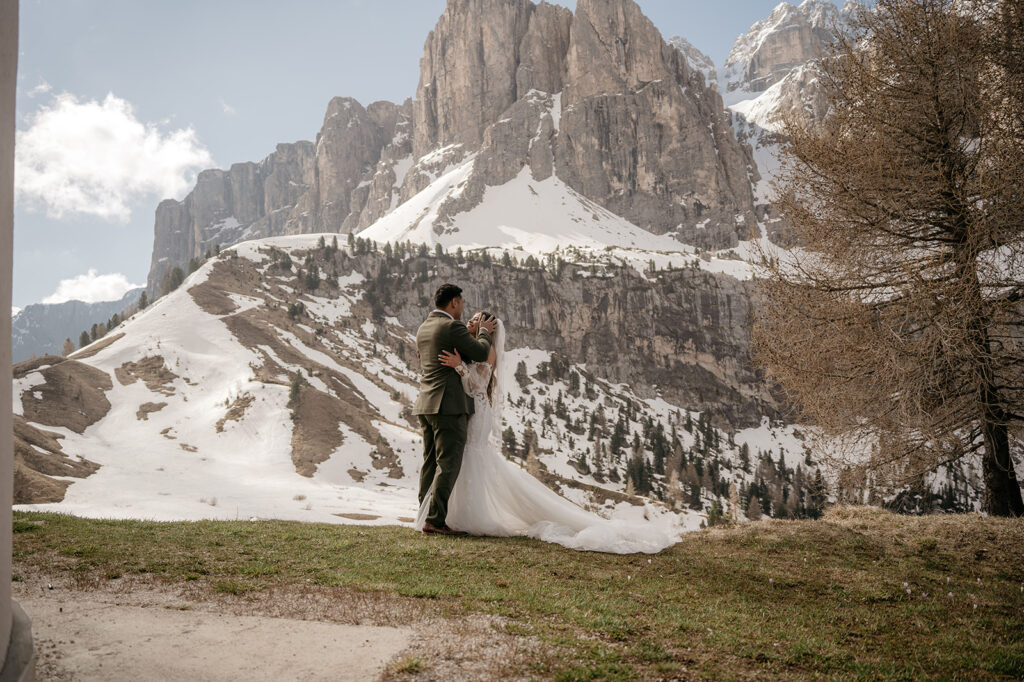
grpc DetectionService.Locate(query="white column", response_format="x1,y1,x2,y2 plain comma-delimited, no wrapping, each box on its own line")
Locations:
0,0,16,659
1,2,34,680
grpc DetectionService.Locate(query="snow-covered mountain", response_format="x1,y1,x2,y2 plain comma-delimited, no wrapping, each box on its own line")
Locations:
715,0,856,238
12,289,142,363
721,0,848,100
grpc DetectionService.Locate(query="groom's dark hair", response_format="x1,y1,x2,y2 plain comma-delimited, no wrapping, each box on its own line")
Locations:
434,283,462,309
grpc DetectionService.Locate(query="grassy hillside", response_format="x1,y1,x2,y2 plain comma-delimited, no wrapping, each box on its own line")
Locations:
13,506,1024,680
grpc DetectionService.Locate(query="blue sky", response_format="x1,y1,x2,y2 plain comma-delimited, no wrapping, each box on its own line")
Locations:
13,0,805,309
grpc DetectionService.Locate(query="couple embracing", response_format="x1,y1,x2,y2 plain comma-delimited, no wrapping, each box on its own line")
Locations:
413,283,679,555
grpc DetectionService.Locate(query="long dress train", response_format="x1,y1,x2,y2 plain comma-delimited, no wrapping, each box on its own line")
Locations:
416,361,680,554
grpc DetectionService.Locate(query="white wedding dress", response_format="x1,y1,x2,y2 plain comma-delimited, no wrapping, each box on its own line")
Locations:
415,322,681,554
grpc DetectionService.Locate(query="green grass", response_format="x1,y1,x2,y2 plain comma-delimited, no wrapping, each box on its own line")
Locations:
392,655,424,674
13,506,1024,680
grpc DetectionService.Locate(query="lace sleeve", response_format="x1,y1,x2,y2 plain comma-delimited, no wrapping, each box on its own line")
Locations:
458,362,493,402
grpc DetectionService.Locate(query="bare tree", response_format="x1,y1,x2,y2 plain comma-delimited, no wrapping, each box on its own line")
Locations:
754,0,1024,516
746,494,762,522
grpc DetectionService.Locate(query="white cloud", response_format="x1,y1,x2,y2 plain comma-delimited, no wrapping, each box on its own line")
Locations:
11,307,21,318
220,99,237,116
42,269,142,305
15,92,213,222
26,81,51,97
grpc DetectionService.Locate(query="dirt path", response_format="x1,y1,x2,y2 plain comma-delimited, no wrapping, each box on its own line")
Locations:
13,571,540,681
20,591,413,681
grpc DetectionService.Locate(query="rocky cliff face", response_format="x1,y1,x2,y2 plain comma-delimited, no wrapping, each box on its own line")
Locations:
147,0,763,295
366,256,773,427
554,0,757,247
148,142,316,297
146,97,416,298
413,0,540,159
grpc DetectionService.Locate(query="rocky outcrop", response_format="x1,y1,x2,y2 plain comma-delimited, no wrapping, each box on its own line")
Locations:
351,100,415,230
293,97,400,234
146,96,415,297
13,415,99,504
516,2,573,96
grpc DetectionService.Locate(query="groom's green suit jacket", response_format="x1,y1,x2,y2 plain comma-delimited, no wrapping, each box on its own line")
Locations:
413,312,493,416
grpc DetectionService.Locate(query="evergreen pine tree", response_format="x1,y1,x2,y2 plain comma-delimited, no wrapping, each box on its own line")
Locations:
689,480,702,510
61,338,74,356
809,470,827,519
287,372,303,414
609,416,627,457
502,426,516,458
161,266,185,295
305,266,320,290
707,499,724,527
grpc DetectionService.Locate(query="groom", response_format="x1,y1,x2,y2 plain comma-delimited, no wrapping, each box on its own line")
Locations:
414,283,496,536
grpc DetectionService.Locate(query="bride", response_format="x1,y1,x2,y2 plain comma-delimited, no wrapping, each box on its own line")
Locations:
415,314,681,554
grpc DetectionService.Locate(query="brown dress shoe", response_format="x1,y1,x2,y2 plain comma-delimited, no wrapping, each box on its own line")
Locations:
422,523,468,536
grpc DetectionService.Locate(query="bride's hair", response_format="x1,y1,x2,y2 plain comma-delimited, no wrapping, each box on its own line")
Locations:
479,311,498,402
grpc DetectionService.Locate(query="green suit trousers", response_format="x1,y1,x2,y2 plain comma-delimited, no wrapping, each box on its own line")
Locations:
418,413,469,528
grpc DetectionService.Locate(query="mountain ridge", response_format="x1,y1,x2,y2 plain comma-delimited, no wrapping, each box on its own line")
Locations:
12,288,143,363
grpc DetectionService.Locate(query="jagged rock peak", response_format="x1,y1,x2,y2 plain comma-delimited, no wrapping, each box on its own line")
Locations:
413,0,571,159
723,0,846,95
668,36,718,85
564,0,684,105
